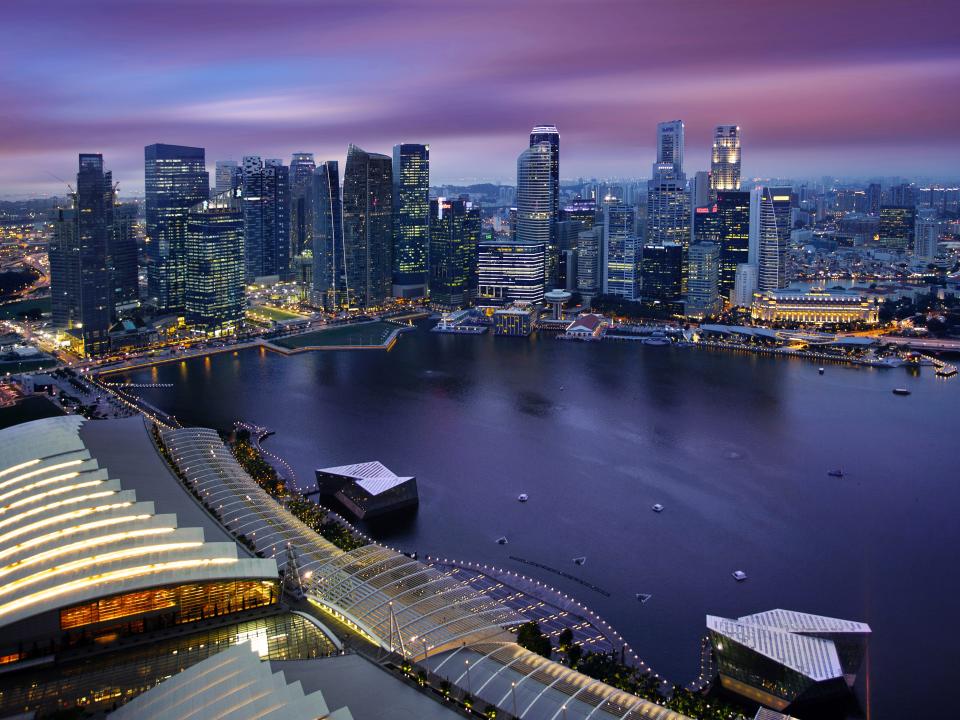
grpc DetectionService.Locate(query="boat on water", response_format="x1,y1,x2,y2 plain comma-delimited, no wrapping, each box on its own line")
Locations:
496,536,508,545
732,570,748,582
892,388,911,396
828,469,844,478
636,593,653,604
573,556,586,566
643,332,671,346
818,367,825,375
651,503,665,513
517,493,529,502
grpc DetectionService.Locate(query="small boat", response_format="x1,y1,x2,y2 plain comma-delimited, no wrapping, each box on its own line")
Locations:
732,570,747,582
496,536,508,545
892,388,911,396
636,593,653,604
827,470,844,478
818,367,825,375
651,503,665,513
573,556,586,566
517,493,529,503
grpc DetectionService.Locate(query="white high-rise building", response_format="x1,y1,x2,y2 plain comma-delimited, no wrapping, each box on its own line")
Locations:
647,162,690,248
657,120,684,176
691,170,711,209
914,211,940,261
516,142,553,285
214,160,240,196
733,262,758,307
751,187,786,291
711,125,742,194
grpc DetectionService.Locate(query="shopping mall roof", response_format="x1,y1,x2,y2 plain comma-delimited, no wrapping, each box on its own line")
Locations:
0,416,277,631
111,641,352,720
317,461,414,497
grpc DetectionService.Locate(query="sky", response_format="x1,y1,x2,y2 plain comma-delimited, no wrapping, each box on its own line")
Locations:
1,0,959,197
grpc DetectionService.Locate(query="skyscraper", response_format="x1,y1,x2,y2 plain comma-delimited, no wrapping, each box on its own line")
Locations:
289,152,316,258
109,202,139,310
311,161,344,309
428,197,480,309
529,124,559,228
214,160,241,195
647,162,690,247
656,120,684,176
710,125,742,195
392,143,430,298
691,170,711,209
878,206,915,250
50,154,114,355
516,142,553,288
342,145,393,309
640,243,684,301
145,144,209,312
603,203,640,299
752,187,785,291
242,156,290,281
914,211,940,261
686,242,721,318
768,187,793,253
185,189,245,332
716,190,751,300
477,240,545,305
576,226,603,298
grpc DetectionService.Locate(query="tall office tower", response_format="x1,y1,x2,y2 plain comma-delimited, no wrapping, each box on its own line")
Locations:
685,242,721,318
768,187,793,250
428,197,480,309
710,125,742,195
576,226,603,298
145,144,209,312
732,263,758,307
716,190,751,299
311,160,344,309
913,211,939,260
529,124,560,229
603,203,640,299
342,144,393,309
640,243,684,301
214,160,241,195
878,206,916,250
867,183,882,214
477,240,546,305
241,156,291,281
50,154,114,355
647,162,690,247
889,183,915,208
752,187,786,291
289,152,316,257
692,203,721,246
185,189,245,332
564,199,597,232
392,143,430,298
109,202,139,309
517,141,555,286
656,120,684,175
691,170,711,209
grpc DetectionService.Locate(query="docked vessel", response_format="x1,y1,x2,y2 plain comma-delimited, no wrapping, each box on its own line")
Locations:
732,570,748,581
827,469,844,478
517,493,529,502
651,503,664,513
892,388,911,396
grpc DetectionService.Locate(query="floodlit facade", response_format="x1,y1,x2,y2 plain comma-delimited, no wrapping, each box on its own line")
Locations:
751,288,879,325
343,145,394,309
603,204,641,299
242,156,291,282
708,609,870,711
315,461,418,519
477,240,546,305
392,143,430,298
752,187,786,292
685,242,721,318
290,152,317,258
517,141,555,284
429,197,481,309
710,125,741,194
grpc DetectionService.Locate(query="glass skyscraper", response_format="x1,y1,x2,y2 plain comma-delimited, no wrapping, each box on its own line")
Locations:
640,243,684,301
242,157,291,281
753,187,787,292
289,152,317,258
392,143,430,298
710,125,742,195
185,189,245,332
477,240,546,305
311,160,344,309
428,197,480,309
602,203,640,299
656,120,684,176
342,145,393,309
685,242,721,318
109,202,139,309
646,162,690,248
516,141,552,289
529,124,559,228
145,144,209,312
717,190,751,300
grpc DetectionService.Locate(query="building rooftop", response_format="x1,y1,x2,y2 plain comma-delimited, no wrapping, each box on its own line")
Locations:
738,608,871,635
317,460,413,497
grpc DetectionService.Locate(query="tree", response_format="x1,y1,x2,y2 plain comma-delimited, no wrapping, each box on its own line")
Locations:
516,621,552,659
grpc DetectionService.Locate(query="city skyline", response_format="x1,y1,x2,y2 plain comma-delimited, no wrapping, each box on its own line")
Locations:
2,0,959,196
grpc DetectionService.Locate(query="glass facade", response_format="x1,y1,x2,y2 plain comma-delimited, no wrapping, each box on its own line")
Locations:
109,202,140,309
517,142,554,285
710,125,741,194
717,190,751,300
392,143,430,297
145,144,209,312
603,204,640,299
343,145,393,309
640,243,684,301
289,152,317,258
242,157,291,281
477,241,545,305
878,205,915,250
428,198,480,309
311,160,344,309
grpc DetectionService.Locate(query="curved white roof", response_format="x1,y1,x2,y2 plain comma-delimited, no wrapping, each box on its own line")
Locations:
0,417,277,630
112,640,352,720
317,461,413,496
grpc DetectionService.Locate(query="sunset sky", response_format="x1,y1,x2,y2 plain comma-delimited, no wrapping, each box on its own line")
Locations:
2,0,958,196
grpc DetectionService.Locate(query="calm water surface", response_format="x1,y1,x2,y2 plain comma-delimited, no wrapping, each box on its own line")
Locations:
121,323,960,717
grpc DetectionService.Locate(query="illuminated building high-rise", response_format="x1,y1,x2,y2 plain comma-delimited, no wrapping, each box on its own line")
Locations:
878,205,915,250
311,160,344,309
691,170,711,209
144,144,209,312
603,203,640,299
656,120,684,176
752,187,786,291
685,242,721,318
214,160,241,195
109,202,139,310
914,211,940,260
185,189,245,332
242,156,290,281
342,144,393,308
716,190,751,299
289,152,316,257
529,124,559,229
710,125,742,195
429,197,480,309
477,240,545,305
640,242,684,301
392,143,430,298
517,140,554,286
50,154,114,355
647,162,690,248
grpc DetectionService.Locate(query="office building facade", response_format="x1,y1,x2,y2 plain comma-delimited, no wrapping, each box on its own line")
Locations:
342,145,393,309
109,202,140,309
517,142,554,285
477,240,545,305
429,197,480,309
392,143,430,298
242,157,290,282
656,120,684,175
878,205,915,250
753,187,786,291
576,226,603,298
145,144,209,312
641,243,684,301
647,162,690,248
710,125,742,195
289,152,316,258
311,160,345,309
914,212,940,260
214,160,241,196
717,190,751,300
686,242,721,318
529,124,560,232
603,203,640,299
